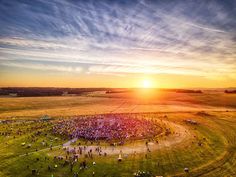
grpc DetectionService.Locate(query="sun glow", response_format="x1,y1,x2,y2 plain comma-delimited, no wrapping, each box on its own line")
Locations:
142,79,152,88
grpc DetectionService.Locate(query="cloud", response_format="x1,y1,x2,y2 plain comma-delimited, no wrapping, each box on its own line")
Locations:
0,37,79,50
0,0,235,80
0,60,82,73
88,64,206,76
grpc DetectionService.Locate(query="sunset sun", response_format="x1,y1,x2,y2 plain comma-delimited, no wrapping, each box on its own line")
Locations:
142,79,152,88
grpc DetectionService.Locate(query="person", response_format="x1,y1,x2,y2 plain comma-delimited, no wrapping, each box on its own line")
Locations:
53,114,161,141
184,168,189,173
74,173,78,177
118,154,122,162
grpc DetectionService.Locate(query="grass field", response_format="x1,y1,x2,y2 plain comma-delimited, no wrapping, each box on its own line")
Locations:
0,90,235,118
0,91,236,177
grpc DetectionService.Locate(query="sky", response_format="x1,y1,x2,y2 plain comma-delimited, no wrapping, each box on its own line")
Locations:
0,0,236,88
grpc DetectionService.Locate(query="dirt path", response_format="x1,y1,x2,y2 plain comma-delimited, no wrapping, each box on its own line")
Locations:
19,145,61,157
63,120,191,155
18,120,191,157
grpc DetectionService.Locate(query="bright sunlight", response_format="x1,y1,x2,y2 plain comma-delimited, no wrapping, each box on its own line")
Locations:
142,79,152,88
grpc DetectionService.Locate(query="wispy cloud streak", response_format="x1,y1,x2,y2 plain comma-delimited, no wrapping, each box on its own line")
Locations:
0,0,235,80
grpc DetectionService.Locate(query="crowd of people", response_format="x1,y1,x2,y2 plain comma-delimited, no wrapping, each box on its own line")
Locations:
53,114,162,141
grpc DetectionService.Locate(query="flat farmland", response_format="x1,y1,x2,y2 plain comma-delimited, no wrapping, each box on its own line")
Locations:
0,91,235,119
0,91,236,177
